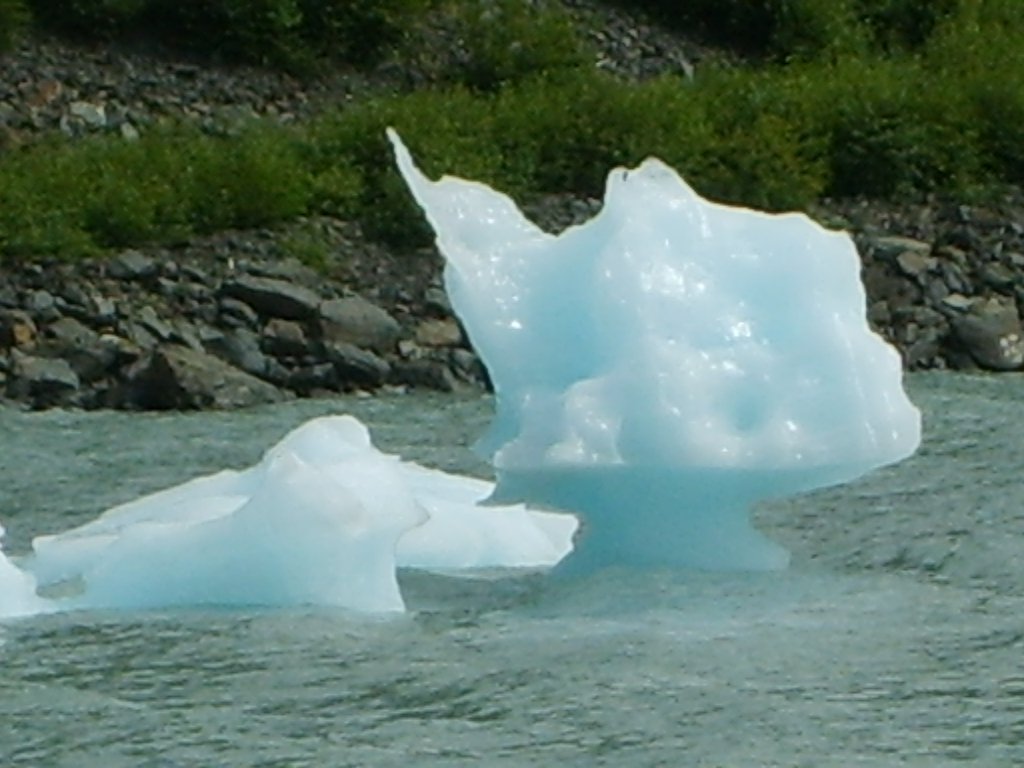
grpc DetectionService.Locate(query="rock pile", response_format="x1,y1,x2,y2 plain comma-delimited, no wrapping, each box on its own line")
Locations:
0,233,480,411
839,198,1024,372
0,37,372,148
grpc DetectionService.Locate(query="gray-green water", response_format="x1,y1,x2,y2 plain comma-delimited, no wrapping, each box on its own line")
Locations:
1,375,1023,767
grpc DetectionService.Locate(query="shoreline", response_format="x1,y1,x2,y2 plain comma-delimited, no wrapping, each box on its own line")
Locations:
3,25,1024,412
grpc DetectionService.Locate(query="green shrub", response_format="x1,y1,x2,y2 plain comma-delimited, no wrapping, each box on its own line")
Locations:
78,135,194,246
26,0,427,70
448,0,588,91
489,72,620,195
757,58,984,198
306,87,502,246
0,0,28,50
0,122,311,259
139,0,305,69
610,0,870,61
29,0,144,38
608,0,968,60
924,6,1024,185
190,124,311,231
857,0,959,52
279,225,333,270
770,0,868,61
6,2,1024,264
299,0,431,65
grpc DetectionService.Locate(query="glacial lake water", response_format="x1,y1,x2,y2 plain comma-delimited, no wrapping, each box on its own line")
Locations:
1,374,1023,768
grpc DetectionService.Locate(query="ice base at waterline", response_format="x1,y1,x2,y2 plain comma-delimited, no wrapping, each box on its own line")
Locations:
390,129,921,574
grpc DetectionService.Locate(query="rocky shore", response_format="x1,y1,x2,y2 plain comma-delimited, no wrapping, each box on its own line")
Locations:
4,192,1024,411
0,218,482,410
831,196,1024,373
2,18,1024,411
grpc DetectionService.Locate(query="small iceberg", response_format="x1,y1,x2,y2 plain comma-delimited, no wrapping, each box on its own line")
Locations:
0,416,576,618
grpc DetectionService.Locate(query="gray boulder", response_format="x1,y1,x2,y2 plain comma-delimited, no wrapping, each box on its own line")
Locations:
414,318,463,347
286,363,337,395
135,305,174,342
24,290,61,324
869,235,931,263
204,327,270,379
391,358,457,392
318,295,400,354
261,318,310,360
38,317,120,382
325,342,391,389
108,250,157,281
125,344,284,410
951,297,1024,371
423,286,452,316
0,282,17,308
0,309,37,348
218,297,260,329
220,276,320,320
7,352,80,408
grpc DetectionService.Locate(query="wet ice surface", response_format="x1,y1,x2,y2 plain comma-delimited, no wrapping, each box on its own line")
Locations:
391,131,920,573
2,377,1023,767
9,414,573,615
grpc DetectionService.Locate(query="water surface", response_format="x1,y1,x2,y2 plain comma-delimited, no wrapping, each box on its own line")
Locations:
2,376,1023,767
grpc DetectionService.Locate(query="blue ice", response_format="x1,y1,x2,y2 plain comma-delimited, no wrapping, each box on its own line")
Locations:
389,128,920,574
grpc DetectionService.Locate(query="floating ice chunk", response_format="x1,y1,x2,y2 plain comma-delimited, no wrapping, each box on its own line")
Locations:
0,524,49,619
398,463,576,571
29,417,427,612
8,415,575,616
389,129,921,572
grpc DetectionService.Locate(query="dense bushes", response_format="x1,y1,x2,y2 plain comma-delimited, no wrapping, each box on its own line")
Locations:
616,0,961,60
2,0,1024,261
0,123,310,257
26,0,429,68
439,0,587,91
0,0,28,50
2,56,1013,258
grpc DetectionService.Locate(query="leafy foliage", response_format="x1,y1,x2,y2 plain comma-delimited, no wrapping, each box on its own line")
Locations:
5,0,1024,261
25,0,428,69
28,0,144,39
611,0,967,60
0,0,28,51
0,123,309,257
447,0,587,90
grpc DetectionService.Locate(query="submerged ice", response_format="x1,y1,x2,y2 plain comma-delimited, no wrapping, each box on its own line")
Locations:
1,132,922,617
0,416,575,617
390,129,920,572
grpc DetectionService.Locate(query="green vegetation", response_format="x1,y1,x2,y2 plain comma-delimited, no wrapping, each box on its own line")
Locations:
0,0,28,50
0,123,311,256
23,0,430,68
1,0,1023,260
615,0,961,60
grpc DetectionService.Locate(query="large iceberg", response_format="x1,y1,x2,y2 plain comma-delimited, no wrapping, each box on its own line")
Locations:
0,416,575,617
389,129,920,573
